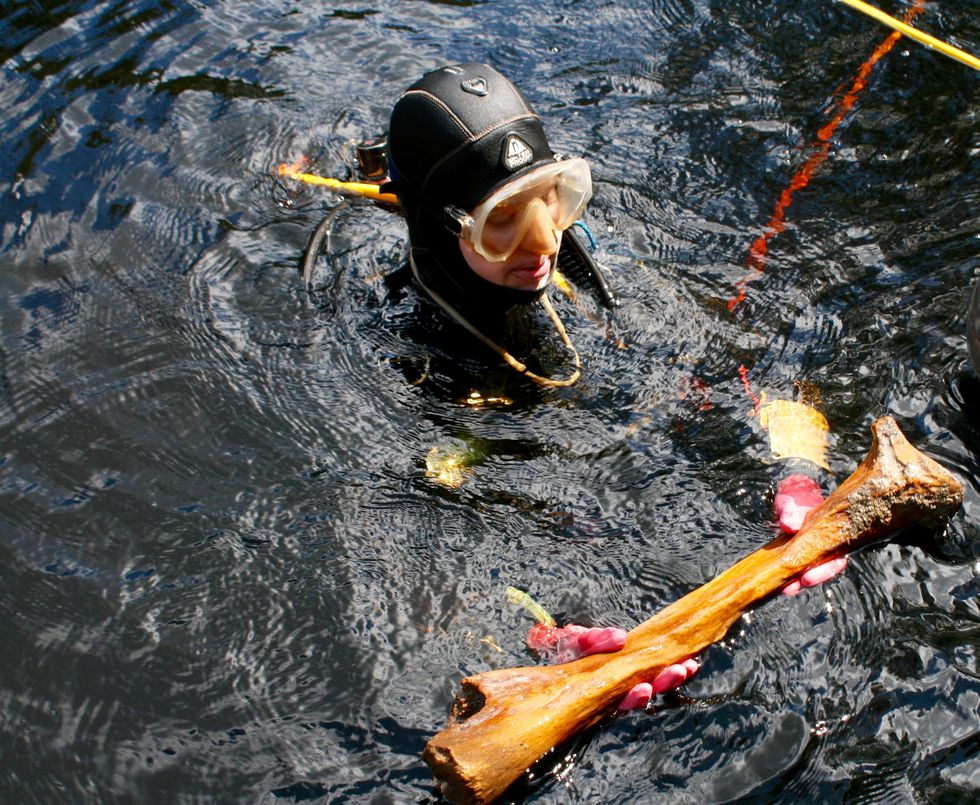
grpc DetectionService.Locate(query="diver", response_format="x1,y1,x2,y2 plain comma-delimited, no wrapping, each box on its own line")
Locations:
380,62,615,393
366,63,849,711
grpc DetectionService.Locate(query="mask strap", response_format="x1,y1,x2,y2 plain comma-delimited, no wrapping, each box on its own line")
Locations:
409,253,581,388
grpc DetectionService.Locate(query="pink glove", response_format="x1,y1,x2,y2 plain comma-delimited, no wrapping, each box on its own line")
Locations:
527,623,700,711
774,473,825,533
616,658,701,711
774,474,848,596
526,623,626,663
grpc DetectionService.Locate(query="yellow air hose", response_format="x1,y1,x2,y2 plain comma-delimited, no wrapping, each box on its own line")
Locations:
278,162,399,204
838,0,980,71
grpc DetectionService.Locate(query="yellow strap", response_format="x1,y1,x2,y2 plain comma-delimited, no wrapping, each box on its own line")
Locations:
838,0,980,71
278,163,400,204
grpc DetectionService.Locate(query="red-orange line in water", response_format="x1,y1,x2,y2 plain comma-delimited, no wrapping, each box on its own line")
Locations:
727,0,926,313
738,364,761,409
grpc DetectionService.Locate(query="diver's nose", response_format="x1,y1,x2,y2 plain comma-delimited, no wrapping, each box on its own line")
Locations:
519,202,560,255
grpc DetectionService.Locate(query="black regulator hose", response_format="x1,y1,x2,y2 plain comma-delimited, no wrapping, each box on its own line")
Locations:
301,200,350,289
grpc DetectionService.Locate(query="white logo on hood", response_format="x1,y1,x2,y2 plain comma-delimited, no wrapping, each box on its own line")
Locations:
502,134,533,171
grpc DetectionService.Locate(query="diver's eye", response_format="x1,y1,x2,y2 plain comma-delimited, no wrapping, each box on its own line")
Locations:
486,206,520,228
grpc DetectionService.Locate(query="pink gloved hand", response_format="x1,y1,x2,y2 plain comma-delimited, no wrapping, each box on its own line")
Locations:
781,555,849,596
527,623,699,711
774,474,849,596
526,623,626,664
618,658,701,711
774,473,825,533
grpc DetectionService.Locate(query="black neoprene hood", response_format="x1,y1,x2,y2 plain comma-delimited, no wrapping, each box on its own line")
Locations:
386,63,560,318
387,63,555,213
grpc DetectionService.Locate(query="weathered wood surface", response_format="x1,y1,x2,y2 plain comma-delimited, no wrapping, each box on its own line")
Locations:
423,417,963,804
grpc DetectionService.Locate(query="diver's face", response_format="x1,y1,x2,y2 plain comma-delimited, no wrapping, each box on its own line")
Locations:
458,202,560,291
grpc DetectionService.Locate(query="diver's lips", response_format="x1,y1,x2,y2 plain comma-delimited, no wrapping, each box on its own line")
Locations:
510,255,551,282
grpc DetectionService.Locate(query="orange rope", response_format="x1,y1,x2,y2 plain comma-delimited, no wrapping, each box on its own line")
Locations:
739,364,761,410
728,0,926,312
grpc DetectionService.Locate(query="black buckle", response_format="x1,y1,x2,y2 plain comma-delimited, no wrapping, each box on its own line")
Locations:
443,205,468,235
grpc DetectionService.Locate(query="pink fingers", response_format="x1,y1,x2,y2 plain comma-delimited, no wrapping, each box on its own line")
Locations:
573,626,628,656
617,657,700,711
651,664,689,693
617,683,653,712
781,556,849,596
781,579,803,597
800,555,848,587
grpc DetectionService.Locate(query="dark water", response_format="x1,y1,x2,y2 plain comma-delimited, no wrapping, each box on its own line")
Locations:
2,1,978,802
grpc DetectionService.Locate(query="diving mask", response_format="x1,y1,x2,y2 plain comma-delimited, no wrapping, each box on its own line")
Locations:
443,158,592,262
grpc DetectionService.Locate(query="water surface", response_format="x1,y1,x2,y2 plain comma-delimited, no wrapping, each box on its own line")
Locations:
1,0,978,802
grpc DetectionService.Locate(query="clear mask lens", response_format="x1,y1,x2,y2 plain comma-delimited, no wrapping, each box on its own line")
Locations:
454,159,592,262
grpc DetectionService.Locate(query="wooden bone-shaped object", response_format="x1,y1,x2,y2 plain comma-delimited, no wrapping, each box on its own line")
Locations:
423,417,964,804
